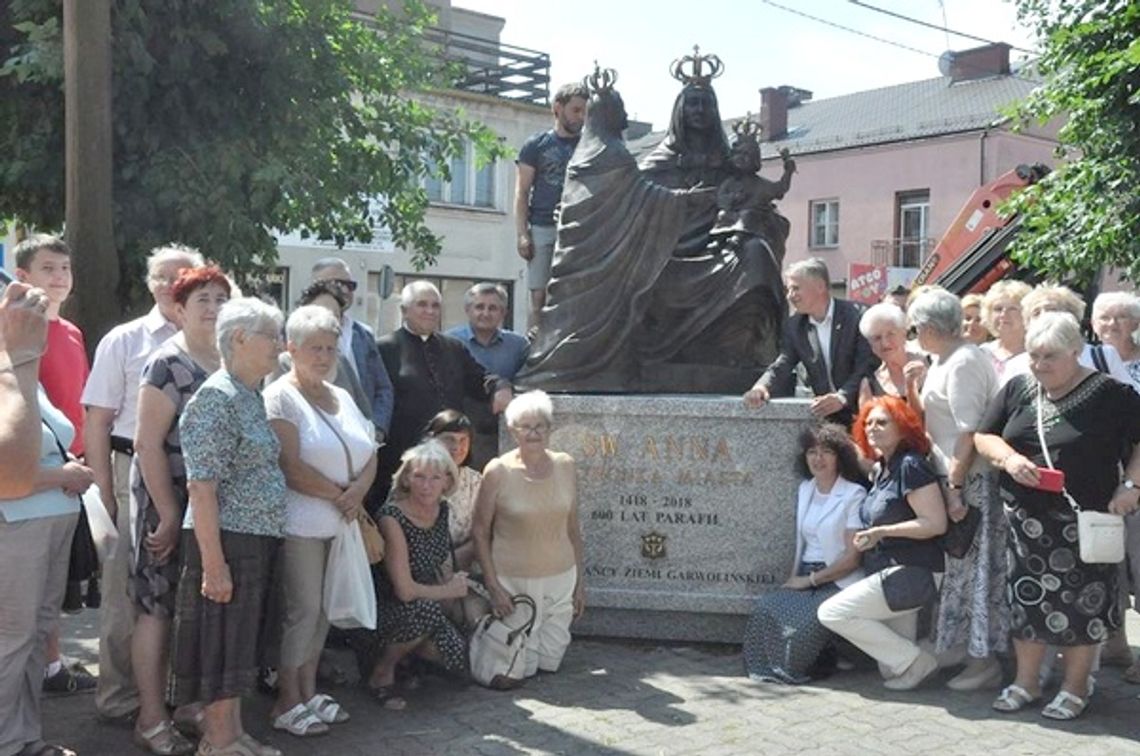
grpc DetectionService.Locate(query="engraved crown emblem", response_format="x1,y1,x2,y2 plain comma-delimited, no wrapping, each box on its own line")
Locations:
670,45,724,87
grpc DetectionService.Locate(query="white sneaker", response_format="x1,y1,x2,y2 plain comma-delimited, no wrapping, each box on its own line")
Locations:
884,651,938,691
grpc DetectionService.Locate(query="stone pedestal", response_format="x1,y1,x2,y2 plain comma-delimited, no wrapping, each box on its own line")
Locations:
504,394,813,643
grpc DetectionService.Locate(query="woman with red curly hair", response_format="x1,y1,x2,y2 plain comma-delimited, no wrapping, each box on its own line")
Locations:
129,265,230,755
818,396,947,691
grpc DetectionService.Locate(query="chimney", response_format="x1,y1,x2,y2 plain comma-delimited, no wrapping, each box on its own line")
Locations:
947,42,1011,82
759,87,788,141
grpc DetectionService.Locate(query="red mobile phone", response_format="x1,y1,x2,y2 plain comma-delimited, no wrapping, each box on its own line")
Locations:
1035,467,1065,493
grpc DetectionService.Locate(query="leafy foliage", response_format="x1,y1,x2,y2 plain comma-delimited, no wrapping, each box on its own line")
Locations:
1006,0,1140,282
0,0,506,308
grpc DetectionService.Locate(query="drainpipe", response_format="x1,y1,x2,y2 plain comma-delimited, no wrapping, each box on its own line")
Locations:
979,126,989,185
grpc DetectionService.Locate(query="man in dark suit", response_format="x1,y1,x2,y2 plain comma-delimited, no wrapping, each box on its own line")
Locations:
743,258,877,426
376,280,512,502
312,257,394,440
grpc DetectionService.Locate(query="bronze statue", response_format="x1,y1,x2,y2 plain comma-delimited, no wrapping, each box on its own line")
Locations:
518,53,793,393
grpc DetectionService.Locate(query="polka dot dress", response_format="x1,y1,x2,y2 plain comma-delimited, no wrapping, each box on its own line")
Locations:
375,501,467,674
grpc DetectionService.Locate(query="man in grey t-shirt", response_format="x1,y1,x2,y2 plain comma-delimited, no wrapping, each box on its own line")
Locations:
514,83,587,334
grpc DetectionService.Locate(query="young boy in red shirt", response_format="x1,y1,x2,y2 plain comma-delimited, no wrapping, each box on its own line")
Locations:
13,234,99,693
15,235,89,455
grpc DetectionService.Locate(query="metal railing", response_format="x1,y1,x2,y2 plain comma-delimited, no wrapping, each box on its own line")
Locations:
423,27,550,105
870,237,936,269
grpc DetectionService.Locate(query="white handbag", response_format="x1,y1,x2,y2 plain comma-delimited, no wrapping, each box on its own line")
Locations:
323,520,377,630
469,594,537,688
1036,386,1125,564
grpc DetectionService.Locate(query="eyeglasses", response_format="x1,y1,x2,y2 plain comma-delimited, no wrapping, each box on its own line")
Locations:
252,328,285,344
332,278,358,293
514,423,550,435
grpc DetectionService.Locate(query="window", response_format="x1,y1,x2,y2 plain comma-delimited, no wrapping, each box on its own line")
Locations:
809,199,839,248
377,275,518,333
896,190,930,267
425,142,497,209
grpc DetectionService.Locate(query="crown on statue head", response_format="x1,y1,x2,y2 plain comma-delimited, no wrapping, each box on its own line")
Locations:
732,114,762,143
670,45,724,87
584,61,618,95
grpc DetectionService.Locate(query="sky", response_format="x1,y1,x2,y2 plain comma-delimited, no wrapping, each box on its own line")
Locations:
453,0,1038,130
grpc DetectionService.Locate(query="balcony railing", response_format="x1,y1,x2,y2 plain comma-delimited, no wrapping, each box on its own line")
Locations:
350,12,551,106
423,27,550,106
870,237,936,269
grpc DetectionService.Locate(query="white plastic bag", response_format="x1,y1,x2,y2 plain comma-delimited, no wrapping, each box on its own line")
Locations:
322,520,377,630
81,484,118,563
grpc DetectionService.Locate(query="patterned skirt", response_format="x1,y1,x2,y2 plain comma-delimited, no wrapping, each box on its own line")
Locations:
1004,491,1121,646
169,530,280,705
934,470,1011,656
742,562,839,684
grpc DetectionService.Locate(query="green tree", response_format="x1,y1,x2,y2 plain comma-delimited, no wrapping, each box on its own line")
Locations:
0,0,504,317
1006,0,1140,283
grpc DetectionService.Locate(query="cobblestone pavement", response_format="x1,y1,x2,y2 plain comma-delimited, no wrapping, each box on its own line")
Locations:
46,611,1140,755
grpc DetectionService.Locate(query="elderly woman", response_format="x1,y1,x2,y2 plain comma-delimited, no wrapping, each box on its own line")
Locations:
171,298,287,756
961,293,990,346
472,390,586,685
818,396,947,691
979,280,1032,384
1091,291,1140,678
129,266,229,755
274,280,371,422
423,410,481,570
1092,291,1140,393
857,302,926,407
366,441,469,708
376,281,511,502
908,288,1007,691
262,306,377,737
976,311,1140,719
743,423,866,684
0,389,91,756
1005,284,1132,386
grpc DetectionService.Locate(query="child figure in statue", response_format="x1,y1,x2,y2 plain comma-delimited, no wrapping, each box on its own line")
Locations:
711,118,796,241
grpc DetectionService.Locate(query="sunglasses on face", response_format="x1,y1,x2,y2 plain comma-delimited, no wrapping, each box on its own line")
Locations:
333,278,358,292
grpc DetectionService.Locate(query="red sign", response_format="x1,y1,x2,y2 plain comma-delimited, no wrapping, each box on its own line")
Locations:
848,263,888,304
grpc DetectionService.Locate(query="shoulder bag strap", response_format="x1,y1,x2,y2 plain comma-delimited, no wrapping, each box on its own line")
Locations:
1091,345,1109,374
295,385,356,479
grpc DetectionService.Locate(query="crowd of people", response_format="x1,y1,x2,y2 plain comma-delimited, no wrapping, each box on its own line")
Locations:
2,228,1140,755
742,258,1140,724
0,237,583,756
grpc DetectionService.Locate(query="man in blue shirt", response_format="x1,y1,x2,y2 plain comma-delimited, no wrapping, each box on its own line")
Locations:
446,282,527,470
515,83,588,334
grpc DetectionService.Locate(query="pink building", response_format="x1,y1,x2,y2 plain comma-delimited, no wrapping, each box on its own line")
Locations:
756,44,1058,293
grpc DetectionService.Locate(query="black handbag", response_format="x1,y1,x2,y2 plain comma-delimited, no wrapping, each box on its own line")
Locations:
881,565,938,612
941,505,981,559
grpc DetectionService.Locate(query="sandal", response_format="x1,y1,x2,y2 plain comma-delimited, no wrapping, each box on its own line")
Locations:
134,720,196,755
367,684,407,710
237,735,282,756
306,693,350,724
16,742,77,756
1041,690,1088,720
992,684,1039,712
271,703,329,737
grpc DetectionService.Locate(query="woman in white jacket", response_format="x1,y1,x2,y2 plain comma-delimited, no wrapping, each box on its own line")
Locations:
743,423,867,683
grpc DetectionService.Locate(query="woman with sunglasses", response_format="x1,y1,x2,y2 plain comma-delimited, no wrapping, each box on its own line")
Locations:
818,396,947,691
